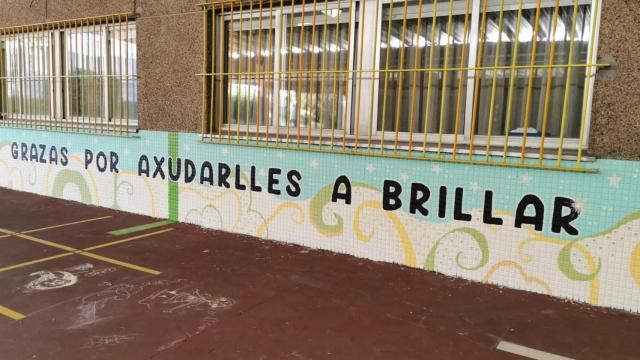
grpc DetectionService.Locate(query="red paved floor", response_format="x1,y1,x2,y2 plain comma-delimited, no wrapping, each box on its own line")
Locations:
0,188,638,359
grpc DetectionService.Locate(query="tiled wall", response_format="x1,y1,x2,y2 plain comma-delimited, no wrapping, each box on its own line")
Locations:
2,127,640,312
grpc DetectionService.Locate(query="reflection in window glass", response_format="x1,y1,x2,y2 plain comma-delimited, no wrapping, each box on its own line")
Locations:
378,2,469,135
279,10,354,130
227,17,274,127
474,5,591,138
2,32,50,117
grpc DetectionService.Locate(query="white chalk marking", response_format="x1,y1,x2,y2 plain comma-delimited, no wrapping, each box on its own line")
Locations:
497,341,575,360
24,271,78,292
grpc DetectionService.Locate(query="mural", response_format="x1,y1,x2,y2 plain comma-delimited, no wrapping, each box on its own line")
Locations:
1,127,639,312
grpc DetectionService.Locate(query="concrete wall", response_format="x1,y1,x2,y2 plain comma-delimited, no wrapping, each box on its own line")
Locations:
589,0,640,160
0,0,638,157
0,0,202,133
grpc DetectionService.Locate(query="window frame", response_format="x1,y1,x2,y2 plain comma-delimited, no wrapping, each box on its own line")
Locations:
216,0,359,140
0,19,138,133
208,0,601,155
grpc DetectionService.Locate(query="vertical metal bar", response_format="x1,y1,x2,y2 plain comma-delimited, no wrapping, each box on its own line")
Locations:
17,27,23,126
354,0,367,152
33,25,43,128
436,0,456,159
294,0,307,149
201,9,208,138
467,0,489,160
0,29,3,125
367,0,382,154
275,0,285,145
48,25,55,129
306,0,319,149
329,0,343,150
245,0,254,143
406,0,424,156
285,0,296,147
111,16,117,135
501,0,524,162
64,21,69,132
10,28,17,127
341,0,354,150
93,17,98,132
379,0,394,153
0,28,5,125
35,24,41,128
236,1,244,143
451,0,471,160
228,6,235,143
556,2,580,165
392,0,410,155
537,0,560,165
210,7,217,142
80,19,86,130
28,26,34,127
125,16,129,135
485,0,505,160
265,0,274,144
218,3,227,142
422,0,439,158
576,0,600,167
75,19,81,131
101,17,107,133
317,0,330,148
50,25,56,130
255,0,264,144
118,15,124,134
519,0,542,163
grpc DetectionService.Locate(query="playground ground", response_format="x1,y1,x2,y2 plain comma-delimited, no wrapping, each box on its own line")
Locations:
0,188,638,360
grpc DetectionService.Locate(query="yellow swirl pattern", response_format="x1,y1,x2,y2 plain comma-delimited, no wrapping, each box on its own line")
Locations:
518,231,600,305
257,202,305,238
354,200,416,267
180,187,243,231
483,260,552,294
630,242,640,288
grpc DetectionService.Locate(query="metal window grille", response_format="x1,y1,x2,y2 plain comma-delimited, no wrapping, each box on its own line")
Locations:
0,14,138,136
199,0,605,172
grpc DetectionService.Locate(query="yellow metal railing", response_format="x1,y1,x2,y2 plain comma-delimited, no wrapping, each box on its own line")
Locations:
199,0,605,172
0,14,138,135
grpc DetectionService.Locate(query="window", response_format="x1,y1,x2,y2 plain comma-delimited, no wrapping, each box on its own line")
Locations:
200,0,603,171
0,14,138,134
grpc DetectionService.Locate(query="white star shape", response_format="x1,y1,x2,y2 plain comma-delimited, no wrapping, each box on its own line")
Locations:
259,168,267,177
366,164,376,173
311,159,319,169
184,145,191,153
608,174,621,188
520,173,532,185
123,148,129,156
400,173,409,182
470,182,479,192
276,152,285,159
144,139,150,146
222,148,229,155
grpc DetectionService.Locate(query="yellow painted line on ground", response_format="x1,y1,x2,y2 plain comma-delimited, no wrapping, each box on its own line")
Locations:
0,228,161,275
84,228,175,251
0,228,77,252
0,253,74,273
0,216,112,239
0,228,173,276
0,305,25,320
78,252,161,275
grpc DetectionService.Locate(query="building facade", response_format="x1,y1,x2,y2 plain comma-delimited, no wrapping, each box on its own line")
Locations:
1,0,640,312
